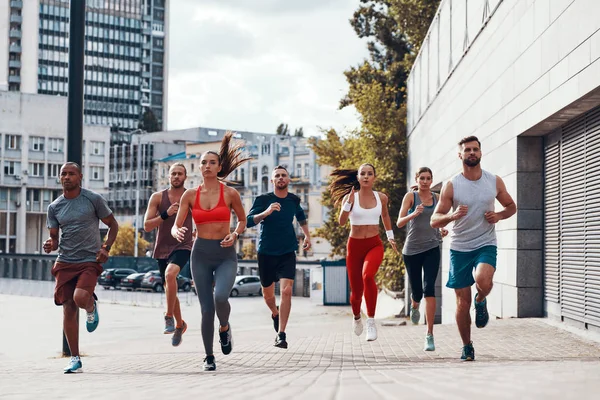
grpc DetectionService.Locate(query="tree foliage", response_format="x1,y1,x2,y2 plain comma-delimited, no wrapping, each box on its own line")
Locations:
138,108,161,133
276,123,290,136
108,223,150,257
241,241,257,260
310,0,440,291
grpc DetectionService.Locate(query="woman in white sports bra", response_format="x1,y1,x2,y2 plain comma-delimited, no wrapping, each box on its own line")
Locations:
330,163,397,341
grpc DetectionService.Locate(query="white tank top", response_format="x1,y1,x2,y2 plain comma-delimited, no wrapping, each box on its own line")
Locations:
450,169,497,251
349,191,382,226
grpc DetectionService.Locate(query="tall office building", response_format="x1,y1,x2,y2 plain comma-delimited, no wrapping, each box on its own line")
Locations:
0,0,169,130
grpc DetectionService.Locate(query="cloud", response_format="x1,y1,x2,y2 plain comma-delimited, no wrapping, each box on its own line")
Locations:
167,0,368,137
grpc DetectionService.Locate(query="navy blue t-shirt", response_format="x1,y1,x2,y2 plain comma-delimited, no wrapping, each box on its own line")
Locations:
246,192,307,256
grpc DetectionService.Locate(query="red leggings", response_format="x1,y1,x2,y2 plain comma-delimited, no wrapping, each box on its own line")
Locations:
346,235,384,317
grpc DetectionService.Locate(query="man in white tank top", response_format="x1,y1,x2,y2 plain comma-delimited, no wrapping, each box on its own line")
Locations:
431,136,516,361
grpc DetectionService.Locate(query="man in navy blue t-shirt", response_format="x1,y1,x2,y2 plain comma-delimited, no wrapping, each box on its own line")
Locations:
247,165,311,349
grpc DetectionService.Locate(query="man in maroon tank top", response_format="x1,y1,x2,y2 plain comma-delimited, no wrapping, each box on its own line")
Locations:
143,163,194,346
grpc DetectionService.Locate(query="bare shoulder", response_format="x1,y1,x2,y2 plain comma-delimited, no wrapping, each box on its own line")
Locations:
223,184,241,200
377,191,389,204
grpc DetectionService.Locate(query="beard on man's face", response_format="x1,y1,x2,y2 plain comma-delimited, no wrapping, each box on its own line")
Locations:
171,179,185,188
463,156,481,167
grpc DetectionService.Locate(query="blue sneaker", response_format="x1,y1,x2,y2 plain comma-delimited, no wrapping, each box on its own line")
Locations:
164,314,175,334
461,342,475,361
474,293,489,328
423,334,435,351
64,356,83,373
86,300,99,333
410,304,421,325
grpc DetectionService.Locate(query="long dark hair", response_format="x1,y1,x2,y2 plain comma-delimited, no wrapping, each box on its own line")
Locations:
203,131,251,180
328,163,376,205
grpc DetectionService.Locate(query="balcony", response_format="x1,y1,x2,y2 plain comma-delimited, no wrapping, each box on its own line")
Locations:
9,30,21,39
9,43,21,53
10,14,22,23
142,41,151,50
8,75,21,83
142,70,151,78
8,60,21,68
142,56,152,64
10,0,23,8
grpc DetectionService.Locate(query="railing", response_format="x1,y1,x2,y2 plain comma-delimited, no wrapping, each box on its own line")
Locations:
407,0,504,133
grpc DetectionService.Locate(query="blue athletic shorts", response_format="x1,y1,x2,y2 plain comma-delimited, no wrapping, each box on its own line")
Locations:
447,245,497,289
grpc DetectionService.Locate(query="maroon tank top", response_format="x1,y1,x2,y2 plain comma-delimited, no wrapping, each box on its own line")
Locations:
153,189,193,259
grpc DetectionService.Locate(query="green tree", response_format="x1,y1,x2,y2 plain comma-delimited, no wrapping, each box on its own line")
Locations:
108,223,150,256
293,127,304,137
309,0,440,291
276,123,289,136
138,108,161,132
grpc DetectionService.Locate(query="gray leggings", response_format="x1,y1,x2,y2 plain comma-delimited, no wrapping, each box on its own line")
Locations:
191,237,238,356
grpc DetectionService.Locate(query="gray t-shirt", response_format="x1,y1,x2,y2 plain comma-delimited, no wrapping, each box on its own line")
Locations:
47,188,112,263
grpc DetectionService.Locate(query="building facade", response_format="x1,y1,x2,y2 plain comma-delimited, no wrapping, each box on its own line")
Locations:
153,128,333,261
407,0,600,332
0,0,169,129
0,91,110,254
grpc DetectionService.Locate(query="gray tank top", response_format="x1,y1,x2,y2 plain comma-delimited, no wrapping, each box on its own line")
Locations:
402,191,442,256
450,169,497,251
153,189,193,259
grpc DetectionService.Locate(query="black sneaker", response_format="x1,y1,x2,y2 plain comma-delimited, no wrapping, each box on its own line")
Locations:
274,332,288,349
219,325,233,355
272,306,279,333
474,293,489,328
461,342,475,361
203,355,216,371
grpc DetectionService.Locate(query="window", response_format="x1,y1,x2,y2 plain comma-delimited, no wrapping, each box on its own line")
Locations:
296,163,301,177
261,166,269,175
30,136,45,151
304,163,310,178
90,141,104,156
3,161,20,176
49,138,64,152
48,164,61,178
5,135,21,150
90,166,104,180
252,166,258,182
30,163,45,177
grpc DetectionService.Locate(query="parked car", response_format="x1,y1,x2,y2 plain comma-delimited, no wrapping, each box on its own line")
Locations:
230,275,262,297
120,272,146,291
98,268,137,289
140,270,192,293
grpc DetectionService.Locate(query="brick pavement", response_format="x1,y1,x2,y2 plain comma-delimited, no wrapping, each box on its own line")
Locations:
1,293,599,400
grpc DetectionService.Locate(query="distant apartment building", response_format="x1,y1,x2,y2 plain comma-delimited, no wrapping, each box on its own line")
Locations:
0,91,110,253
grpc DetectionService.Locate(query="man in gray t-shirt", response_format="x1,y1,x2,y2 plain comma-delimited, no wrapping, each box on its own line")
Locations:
43,162,119,374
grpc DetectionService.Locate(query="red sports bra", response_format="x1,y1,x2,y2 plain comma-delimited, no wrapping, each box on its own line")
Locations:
192,184,230,225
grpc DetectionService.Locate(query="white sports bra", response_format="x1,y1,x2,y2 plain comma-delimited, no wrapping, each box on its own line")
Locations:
349,191,382,226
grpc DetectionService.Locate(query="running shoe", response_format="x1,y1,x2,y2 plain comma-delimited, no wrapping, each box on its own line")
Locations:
164,314,175,334
352,316,363,336
203,355,216,371
172,321,187,347
474,293,489,328
86,300,99,333
272,306,279,333
64,356,83,374
424,334,435,351
365,318,377,341
274,332,288,349
410,304,421,325
219,325,233,355
461,342,475,361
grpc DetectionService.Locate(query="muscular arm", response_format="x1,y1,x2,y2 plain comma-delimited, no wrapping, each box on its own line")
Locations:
431,181,455,228
229,189,247,236
100,214,119,247
396,192,416,228
143,192,163,232
380,193,394,231
172,189,194,234
495,176,517,220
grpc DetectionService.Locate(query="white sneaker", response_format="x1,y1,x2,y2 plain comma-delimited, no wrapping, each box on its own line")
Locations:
365,318,377,341
352,316,363,336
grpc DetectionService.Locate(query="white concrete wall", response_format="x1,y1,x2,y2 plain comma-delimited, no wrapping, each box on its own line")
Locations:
0,0,9,91
407,0,600,321
20,0,39,94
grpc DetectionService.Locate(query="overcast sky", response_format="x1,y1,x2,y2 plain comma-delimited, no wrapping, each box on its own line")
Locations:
166,0,369,137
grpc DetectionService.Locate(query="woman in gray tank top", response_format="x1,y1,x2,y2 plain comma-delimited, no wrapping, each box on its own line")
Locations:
397,167,448,351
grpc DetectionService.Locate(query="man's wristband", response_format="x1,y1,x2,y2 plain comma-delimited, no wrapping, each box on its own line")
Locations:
101,243,111,252
160,211,169,220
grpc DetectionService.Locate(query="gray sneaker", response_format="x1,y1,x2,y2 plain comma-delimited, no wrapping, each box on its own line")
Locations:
164,314,175,334
172,321,187,347
410,304,421,325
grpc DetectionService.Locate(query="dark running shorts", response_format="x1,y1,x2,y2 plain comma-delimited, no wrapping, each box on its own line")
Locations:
157,249,191,281
257,252,296,287
52,261,103,306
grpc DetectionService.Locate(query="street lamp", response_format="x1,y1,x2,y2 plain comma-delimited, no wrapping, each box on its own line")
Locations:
130,129,143,257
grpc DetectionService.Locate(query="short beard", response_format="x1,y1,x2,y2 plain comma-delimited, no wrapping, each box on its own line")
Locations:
276,183,288,190
463,158,481,167
171,181,184,189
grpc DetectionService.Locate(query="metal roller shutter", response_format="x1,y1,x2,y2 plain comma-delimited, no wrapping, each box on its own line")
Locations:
544,106,600,327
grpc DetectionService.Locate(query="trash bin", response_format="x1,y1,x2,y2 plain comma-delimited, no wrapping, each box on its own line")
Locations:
321,259,349,306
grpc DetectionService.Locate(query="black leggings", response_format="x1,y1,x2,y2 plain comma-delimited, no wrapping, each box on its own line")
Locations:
402,246,440,303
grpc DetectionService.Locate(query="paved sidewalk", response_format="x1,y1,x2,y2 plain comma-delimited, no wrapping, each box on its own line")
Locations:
1,293,599,400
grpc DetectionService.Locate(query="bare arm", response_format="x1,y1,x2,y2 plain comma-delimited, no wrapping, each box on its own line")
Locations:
172,189,194,241
143,192,163,232
100,214,119,247
431,181,463,228
396,192,418,228
485,176,517,223
220,188,246,248
380,193,398,253
338,188,355,226
43,227,60,253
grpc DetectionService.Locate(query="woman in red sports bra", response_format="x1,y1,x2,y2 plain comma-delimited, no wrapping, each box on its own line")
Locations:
172,131,249,372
